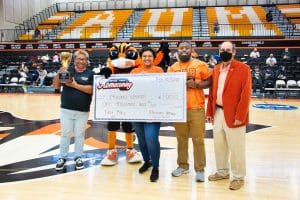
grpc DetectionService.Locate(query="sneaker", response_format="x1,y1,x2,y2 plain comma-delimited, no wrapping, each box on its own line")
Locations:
195,171,205,182
150,168,159,182
55,158,66,171
229,180,244,190
171,167,189,177
75,157,84,170
208,172,230,181
139,161,152,174
126,148,142,163
100,149,118,166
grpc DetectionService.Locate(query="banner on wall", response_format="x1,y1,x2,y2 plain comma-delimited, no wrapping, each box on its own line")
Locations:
1,39,299,51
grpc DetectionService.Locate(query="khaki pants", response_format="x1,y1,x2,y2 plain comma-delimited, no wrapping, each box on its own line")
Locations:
174,108,206,171
213,107,246,180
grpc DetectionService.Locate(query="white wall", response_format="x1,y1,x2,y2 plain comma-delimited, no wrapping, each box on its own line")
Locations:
0,0,52,29
1,0,298,29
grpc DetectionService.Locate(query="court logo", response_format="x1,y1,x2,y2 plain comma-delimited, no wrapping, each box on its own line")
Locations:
0,111,269,184
253,103,298,110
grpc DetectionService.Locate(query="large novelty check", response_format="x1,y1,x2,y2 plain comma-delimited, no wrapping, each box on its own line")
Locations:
93,72,186,122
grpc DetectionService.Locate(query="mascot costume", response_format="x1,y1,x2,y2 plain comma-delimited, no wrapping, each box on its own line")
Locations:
100,42,165,166
156,41,170,72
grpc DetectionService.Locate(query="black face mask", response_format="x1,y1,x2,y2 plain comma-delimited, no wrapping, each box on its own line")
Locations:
220,51,232,62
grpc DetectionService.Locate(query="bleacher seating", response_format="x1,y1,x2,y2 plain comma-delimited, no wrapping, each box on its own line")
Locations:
275,79,286,88
18,12,75,40
132,8,193,39
206,6,282,37
42,12,75,25
287,80,297,88
1,2,299,97
277,4,300,30
14,5,300,41
56,10,133,40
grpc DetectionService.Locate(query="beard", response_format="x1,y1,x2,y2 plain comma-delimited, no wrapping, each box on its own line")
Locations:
178,54,191,62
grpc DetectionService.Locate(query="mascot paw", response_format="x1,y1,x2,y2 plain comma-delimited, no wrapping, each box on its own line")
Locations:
100,149,118,166
100,67,112,79
126,149,142,163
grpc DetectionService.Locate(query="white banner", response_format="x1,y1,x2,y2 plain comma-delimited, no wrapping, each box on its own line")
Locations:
93,73,186,122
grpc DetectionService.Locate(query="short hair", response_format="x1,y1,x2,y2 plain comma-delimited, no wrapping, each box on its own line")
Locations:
177,41,192,48
139,46,156,58
74,50,89,60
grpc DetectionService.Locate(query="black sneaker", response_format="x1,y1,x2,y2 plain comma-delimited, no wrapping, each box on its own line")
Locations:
75,157,84,170
55,158,66,171
150,167,159,182
139,161,152,174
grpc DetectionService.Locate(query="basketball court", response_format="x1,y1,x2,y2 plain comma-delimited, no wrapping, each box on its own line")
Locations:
0,93,299,200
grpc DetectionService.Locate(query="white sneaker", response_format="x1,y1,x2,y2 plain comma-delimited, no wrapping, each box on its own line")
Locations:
126,149,142,163
195,171,205,182
171,167,189,177
100,149,118,166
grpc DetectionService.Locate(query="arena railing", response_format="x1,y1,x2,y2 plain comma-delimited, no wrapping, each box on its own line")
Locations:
56,0,299,11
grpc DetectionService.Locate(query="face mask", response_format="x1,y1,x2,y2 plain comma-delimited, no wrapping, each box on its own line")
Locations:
220,51,232,62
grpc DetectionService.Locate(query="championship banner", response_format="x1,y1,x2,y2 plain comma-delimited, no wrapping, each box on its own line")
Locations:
93,73,186,122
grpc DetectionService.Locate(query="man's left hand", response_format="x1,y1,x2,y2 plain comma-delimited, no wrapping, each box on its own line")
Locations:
187,79,197,88
233,119,242,126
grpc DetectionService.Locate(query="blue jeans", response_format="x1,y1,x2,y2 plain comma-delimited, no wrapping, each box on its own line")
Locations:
59,108,89,159
133,122,161,168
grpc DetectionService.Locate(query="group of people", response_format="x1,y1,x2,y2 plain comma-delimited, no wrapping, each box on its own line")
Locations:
53,40,251,190
252,64,289,92
7,63,49,86
249,47,292,65
249,47,294,92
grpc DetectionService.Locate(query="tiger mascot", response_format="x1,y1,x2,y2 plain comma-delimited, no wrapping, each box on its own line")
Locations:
99,42,165,166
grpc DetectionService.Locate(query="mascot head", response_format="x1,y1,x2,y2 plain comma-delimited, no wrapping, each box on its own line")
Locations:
107,42,141,74
102,42,168,76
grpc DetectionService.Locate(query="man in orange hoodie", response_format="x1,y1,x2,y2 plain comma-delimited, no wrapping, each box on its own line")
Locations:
206,41,252,190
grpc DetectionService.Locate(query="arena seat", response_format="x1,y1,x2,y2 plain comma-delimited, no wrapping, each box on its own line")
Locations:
275,80,286,88
286,80,298,88
10,77,19,84
277,4,300,19
18,12,74,41
207,6,282,37
41,12,75,25
277,4,300,30
132,8,192,39
56,10,133,40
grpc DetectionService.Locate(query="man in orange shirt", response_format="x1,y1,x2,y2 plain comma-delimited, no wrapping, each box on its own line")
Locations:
206,41,252,190
168,41,212,182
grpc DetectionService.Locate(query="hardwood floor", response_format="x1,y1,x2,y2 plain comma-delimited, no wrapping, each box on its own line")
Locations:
0,94,299,200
